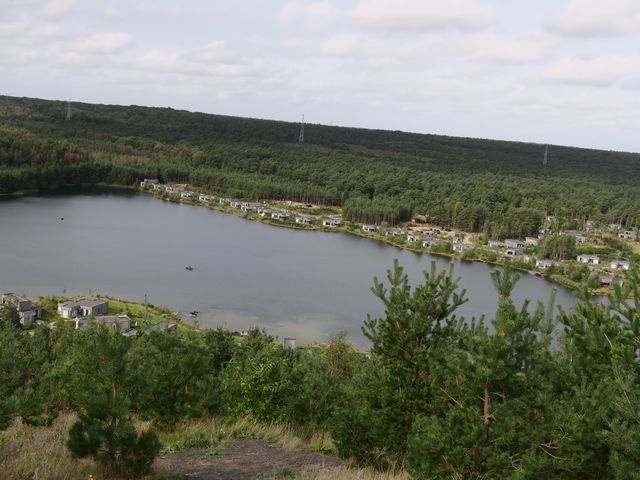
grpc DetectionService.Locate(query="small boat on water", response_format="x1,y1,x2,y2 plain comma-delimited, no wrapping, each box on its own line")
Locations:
185,266,194,271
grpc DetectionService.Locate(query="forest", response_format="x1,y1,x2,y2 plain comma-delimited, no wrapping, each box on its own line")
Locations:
2,262,640,479
1,95,639,238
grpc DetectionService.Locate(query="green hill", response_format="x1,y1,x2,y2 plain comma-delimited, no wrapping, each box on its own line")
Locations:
1,95,638,237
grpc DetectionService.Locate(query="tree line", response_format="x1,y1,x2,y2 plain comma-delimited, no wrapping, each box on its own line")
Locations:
1,95,639,237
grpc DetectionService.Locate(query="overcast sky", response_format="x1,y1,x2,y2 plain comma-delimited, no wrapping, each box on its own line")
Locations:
2,0,639,152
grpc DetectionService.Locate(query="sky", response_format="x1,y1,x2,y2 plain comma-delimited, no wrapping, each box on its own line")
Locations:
2,0,640,152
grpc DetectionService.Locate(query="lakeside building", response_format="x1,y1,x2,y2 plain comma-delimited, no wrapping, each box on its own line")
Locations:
1,293,42,326
536,259,556,269
577,254,600,265
271,211,292,220
525,237,539,246
406,233,421,242
505,247,524,257
362,224,378,232
258,208,275,217
384,229,406,237
619,230,637,240
295,215,316,225
140,179,159,188
505,239,525,249
74,314,131,331
322,219,342,227
57,299,109,319
199,194,215,202
241,202,260,212
453,243,475,253
488,240,504,248
611,259,631,271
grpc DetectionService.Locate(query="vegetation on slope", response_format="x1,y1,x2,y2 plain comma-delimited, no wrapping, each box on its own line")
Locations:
2,262,640,478
1,95,639,238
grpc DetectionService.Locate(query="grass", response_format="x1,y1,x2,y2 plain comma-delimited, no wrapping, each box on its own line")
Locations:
159,416,335,455
0,414,103,480
263,466,410,480
1,414,408,480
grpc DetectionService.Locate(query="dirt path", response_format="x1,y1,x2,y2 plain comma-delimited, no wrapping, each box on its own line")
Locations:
155,439,342,479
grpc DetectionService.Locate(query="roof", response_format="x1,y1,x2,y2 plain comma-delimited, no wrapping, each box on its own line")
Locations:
58,299,108,309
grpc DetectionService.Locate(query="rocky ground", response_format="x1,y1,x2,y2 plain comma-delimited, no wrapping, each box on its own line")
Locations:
155,439,342,479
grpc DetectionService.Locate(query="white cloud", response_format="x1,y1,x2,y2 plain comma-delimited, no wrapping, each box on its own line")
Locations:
351,0,494,32
0,20,27,36
547,0,640,36
72,32,133,55
276,0,340,30
470,34,554,65
540,55,640,87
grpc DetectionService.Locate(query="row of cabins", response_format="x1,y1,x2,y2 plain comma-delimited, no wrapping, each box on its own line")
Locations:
141,181,346,229
57,299,144,335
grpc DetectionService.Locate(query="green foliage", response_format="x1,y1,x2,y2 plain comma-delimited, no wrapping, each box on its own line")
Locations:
127,329,227,428
538,234,576,260
0,303,20,329
331,260,467,466
1,95,639,235
0,323,60,430
66,325,160,477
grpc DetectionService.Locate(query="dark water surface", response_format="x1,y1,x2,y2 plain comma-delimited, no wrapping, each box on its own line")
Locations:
0,188,577,347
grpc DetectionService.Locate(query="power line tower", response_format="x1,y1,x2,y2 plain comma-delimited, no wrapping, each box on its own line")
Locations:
543,144,548,166
66,98,72,121
298,114,304,144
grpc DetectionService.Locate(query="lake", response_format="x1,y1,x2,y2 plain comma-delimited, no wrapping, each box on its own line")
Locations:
0,188,577,347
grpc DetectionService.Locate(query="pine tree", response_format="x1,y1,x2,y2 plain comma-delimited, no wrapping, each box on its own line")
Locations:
66,325,160,477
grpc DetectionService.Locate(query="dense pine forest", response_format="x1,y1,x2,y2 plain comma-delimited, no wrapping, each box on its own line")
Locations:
2,262,640,478
1,95,639,238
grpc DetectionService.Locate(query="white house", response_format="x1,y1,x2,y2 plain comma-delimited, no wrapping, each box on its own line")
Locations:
525,237,539,246
619,230,637,240
505,239,525,249
488,240,504,248
295,215,316,225
322,219,342,227
536,259,556,269
407,233,421,242
385,229,406,237
577,254,600,265
240,202,260,212
57,299,109,318
271,211,292,220
453,243,474,253
362,224,378,232
180,191,195,199
505,247,524,257
140,179,159,188
199,194,214,202
611,259,631,271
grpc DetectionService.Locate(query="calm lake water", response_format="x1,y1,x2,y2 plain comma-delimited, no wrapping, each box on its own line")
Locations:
0,188,577,347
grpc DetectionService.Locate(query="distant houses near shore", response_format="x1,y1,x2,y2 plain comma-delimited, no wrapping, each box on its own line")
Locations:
2,294,177,336
139,181,637,286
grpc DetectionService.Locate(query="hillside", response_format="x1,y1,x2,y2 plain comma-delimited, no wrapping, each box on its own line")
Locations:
1,95,638,237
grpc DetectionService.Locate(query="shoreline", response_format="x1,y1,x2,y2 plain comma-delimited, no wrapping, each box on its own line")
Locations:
0,183,620,297
139,186,612,297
